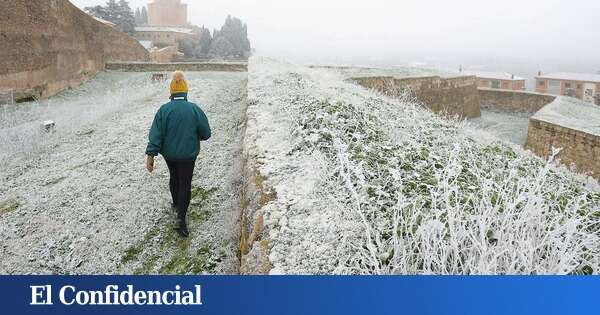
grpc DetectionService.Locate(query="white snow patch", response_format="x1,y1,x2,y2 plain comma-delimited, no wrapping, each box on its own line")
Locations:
532,96,600,136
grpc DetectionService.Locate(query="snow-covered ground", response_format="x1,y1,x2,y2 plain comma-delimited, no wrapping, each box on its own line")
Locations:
3,58,600,276
533,97,600,136
0,72,156,161
0,71,247,274
468,107,533,145
246,57,600,275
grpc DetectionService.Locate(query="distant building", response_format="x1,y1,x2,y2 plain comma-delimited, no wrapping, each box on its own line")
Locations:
536,72,600,105
147,0,188,27
463,70,526,91
138,0,193,53
134,26,194,48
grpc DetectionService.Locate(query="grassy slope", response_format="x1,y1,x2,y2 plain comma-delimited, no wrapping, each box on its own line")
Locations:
251,57,600,275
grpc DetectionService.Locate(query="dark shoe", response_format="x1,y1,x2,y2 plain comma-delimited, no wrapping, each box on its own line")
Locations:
175,219,189,238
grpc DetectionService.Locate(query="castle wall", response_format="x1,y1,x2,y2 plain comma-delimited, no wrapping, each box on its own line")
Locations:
135,30,192,47
149,46,180,63
477,78,525,91
0,0,149,101
479,88,556,113
353,76,481,119
527,118,600,180
105,62,248,72
148,0,187,26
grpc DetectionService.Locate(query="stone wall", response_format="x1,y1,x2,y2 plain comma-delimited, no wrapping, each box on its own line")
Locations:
477,79,526,91
239,97,275,275
353,76,481,119
135,29,193,47
0,0,149,101
149,46,180,63
148,0,188,27
527,119,600,180
479,88,556,113
106,62,248,72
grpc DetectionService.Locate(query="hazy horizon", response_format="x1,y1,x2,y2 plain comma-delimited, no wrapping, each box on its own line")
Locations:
71,0,600,76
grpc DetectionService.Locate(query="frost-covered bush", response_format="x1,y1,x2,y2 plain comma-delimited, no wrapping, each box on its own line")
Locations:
250,57,600,275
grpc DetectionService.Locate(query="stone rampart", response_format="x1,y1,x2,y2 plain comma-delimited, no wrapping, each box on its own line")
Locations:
106,62,248,72
479,88,556,113
0,0,149,101
353,76,481,119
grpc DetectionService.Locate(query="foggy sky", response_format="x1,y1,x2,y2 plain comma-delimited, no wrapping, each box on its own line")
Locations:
71,0,600,74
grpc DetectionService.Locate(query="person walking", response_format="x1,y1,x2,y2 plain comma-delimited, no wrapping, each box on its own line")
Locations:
145,71,211,237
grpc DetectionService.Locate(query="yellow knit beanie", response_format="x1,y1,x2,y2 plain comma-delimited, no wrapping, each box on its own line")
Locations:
170,71,189,94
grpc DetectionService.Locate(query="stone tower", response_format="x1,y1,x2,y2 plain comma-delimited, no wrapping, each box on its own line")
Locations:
147,0,188,27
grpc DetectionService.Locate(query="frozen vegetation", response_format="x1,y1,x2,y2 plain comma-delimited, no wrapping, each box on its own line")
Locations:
2,58,600,276
247,57,600,275
0,71,247,274
0,72,156,161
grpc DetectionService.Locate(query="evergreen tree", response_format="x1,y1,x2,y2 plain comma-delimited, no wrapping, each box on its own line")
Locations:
85,0,136,34
135,7,141,25
177,38,196,58
117,0,136,34
198,27,213,55
209,37,234,57
141,7,148,25
106,0,120,22
85,5,109,21
210,16,251,58
177,26,212,59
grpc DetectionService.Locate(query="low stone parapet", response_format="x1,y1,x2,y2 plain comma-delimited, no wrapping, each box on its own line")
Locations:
106,62,248,72
352,75,481,119
479,88,556,113
526,97,600,180
527,119,600,179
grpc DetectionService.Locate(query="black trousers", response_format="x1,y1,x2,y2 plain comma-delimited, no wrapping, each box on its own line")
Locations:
165,159,196,221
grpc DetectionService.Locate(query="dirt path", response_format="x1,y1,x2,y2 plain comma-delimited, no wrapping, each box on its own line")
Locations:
0,72,247,274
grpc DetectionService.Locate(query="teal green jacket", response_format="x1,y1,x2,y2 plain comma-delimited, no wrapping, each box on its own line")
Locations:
145,93,211,161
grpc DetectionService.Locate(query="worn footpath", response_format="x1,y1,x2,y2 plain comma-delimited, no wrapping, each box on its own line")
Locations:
0,72,247,274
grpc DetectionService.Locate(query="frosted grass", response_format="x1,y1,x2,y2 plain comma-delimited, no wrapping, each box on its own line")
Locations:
249,57,600,275
0,72,163,162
